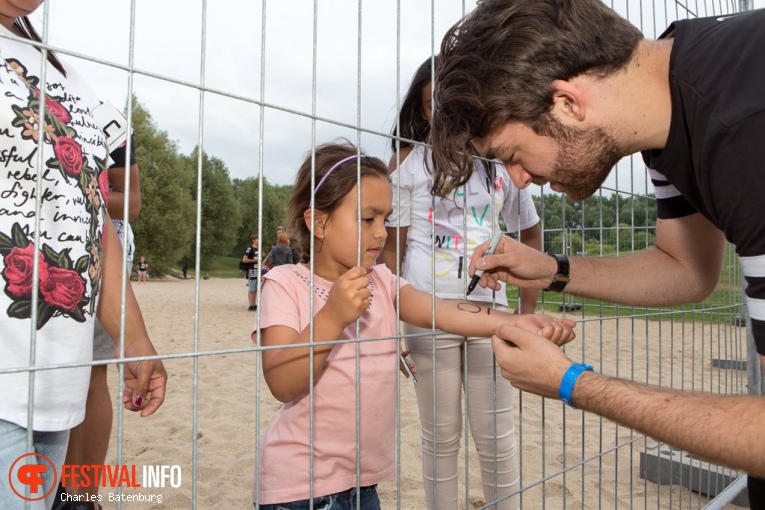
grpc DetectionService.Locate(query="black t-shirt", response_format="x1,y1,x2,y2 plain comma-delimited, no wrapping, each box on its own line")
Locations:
245,246,260,279
641,9,765,354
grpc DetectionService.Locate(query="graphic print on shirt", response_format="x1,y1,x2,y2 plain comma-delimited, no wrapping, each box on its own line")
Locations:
429,174,504,280
0,59,108,329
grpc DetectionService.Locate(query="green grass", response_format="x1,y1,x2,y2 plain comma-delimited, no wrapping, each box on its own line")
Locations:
175,255,243,279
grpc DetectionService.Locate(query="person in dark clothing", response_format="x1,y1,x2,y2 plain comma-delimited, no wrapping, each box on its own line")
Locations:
265,233,294,268
243,234,262,311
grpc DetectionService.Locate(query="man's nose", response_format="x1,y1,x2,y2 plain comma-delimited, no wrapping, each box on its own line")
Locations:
505,163,533,189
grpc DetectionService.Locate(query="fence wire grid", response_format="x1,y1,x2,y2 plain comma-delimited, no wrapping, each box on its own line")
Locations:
3,0,762,509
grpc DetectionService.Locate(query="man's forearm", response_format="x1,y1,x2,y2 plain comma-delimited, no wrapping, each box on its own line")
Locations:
563,214,725,306
565,247,717,307
573,371,765,478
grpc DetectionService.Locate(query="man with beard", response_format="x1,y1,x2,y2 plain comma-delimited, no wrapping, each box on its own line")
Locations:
430,0,765,503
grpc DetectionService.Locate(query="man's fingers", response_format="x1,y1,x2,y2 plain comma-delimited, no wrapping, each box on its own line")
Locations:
494,324,536,350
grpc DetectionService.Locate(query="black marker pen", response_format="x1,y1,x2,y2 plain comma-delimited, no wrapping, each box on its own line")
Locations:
466,231,504,296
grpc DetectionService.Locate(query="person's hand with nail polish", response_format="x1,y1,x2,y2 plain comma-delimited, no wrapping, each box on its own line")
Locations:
121,342,167,417
98,218,168,417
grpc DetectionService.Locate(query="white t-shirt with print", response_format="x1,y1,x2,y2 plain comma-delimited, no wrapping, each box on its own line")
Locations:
0,26,124,431
387,145,539,306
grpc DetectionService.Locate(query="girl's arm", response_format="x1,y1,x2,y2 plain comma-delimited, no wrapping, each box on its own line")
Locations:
398,284,575,345
260,266,372,403
98,216,166,416
107,162,141,221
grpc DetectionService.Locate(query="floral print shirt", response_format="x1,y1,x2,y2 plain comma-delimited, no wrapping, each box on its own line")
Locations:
0,25,125,431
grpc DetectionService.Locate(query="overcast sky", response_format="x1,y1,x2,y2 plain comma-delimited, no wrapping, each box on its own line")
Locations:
40,0,763,190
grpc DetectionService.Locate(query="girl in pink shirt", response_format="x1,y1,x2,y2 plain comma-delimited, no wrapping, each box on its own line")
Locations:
252,142,576,509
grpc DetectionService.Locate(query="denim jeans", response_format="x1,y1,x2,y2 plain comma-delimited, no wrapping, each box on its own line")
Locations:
0,419,69,510
256,484,380,510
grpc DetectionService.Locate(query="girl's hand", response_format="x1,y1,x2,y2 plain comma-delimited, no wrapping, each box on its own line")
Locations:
321,266,372,326
399,349,417,379
511,314,577,346
120,341,167,417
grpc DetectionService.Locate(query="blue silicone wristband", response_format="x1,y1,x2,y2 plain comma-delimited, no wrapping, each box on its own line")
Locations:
558,363,594,408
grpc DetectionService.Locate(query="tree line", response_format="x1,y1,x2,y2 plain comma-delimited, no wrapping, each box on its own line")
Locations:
531,192,657,255
128,95,657,276
129,96,291,277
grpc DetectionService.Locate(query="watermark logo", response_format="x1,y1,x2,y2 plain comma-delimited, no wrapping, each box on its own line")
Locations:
8,453,57,502
9,457,181,504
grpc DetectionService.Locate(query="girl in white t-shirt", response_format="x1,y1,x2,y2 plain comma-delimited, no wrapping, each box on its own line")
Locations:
251,141,573,509
381,56,543,510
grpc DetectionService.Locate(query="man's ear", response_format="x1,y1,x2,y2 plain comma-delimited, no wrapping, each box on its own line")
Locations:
303,209,327,238
550,79,586,125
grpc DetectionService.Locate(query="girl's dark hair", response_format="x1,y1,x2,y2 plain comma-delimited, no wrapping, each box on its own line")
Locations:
13,16,67,77
288,141,389,263
393,54,490,191
390,56,440,152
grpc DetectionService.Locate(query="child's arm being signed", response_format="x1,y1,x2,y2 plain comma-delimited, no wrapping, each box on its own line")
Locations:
397,284,576,345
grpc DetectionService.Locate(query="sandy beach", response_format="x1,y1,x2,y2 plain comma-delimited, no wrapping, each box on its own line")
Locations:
96,277,747,509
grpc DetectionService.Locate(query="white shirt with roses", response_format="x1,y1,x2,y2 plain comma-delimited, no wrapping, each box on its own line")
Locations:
0,25,126,431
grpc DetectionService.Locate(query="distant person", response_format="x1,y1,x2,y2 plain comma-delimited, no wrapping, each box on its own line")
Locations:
242,234,262,311
431,0,765,501
252,141,575,508
0,7,167,509
381,56,541,510
274,225,285,247
264,233,294,268
182,261,189,279
137,256,149,285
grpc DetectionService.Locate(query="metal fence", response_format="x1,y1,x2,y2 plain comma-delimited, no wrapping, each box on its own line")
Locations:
5,0,762,509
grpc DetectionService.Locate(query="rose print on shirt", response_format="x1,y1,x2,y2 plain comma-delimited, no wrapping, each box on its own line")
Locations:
3,58,108,318
52,136,83,177
98,168,109,207
3,242,48,299
0,223,90,329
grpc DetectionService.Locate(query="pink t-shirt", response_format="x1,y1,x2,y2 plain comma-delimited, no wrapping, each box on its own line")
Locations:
252,263,408,504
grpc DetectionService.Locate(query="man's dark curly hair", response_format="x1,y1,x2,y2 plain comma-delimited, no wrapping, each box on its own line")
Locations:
431,0,642,196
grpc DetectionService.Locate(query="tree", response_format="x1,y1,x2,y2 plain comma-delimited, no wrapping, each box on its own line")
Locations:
231,178,292,257
183,148,241,267
130,97,195,277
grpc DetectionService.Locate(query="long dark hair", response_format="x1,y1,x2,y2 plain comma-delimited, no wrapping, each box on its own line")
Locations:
13,16,67,77
288,141,389,263
390,56,439,152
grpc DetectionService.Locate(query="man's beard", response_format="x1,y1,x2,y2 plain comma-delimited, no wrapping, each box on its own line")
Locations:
543,122,622,201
